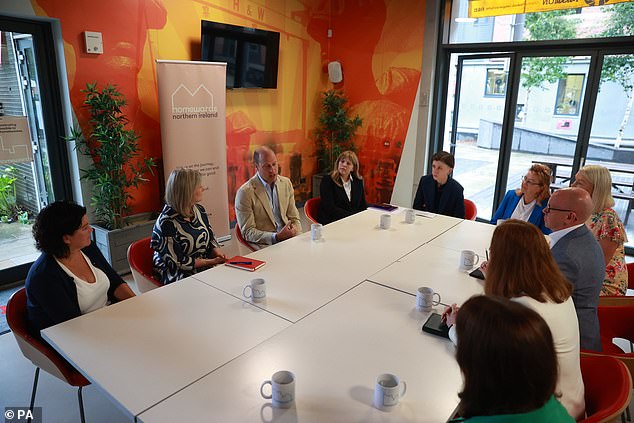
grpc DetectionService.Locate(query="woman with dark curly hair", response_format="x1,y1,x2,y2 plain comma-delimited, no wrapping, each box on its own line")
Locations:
25,201,135,336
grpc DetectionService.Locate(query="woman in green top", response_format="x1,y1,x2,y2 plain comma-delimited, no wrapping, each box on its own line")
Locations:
449,296,574,423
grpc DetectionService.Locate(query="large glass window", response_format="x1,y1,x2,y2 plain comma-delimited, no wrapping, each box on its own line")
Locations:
449,0,634,44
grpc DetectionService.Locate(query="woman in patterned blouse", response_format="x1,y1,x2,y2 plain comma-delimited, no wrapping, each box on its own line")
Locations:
572,165,628,295
151,168,227,284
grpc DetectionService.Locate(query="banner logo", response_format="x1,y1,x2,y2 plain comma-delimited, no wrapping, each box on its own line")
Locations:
171,83,219,120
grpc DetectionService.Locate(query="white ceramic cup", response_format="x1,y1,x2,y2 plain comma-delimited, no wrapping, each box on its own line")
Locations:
260,370,295,408
459,250,480,271
380,214,391,230
311,223,322,241
373,373,407,409
416,287,441,312
496,219,506,226
404,209,416,224
243,278,266,302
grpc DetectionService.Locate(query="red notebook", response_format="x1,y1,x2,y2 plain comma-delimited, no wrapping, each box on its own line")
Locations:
224,256,266,272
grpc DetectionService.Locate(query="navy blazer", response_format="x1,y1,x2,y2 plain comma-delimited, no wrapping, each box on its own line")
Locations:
491,190,551,234
25,242,125,336
412,175,465,218
318,174,367,225
551,225,605,352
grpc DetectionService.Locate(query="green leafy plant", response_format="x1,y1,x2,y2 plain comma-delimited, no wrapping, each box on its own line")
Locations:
314,89,363,173
67,82,155,230
0,166,18,218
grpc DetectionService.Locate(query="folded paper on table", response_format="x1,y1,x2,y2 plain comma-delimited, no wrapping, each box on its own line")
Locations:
225,256,266,271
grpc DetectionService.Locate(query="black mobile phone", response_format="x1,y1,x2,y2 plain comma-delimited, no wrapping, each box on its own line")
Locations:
469,267,485,280
422,313,450,339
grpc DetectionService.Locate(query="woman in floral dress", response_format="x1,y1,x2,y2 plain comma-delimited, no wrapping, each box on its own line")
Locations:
572,165,628,295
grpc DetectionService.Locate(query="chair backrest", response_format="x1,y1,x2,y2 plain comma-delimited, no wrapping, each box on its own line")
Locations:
6,288,89,387
579,355,632,423
304,197,320,224
235,224,256,252
127,236,161,293
597,305,634,355
464,199,477,220
628,263,634,291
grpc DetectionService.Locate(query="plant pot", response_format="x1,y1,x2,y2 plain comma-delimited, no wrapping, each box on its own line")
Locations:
312,173,326,198
91,213,156,274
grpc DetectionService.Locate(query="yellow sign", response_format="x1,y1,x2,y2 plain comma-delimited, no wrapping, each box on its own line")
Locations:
469,0,634,18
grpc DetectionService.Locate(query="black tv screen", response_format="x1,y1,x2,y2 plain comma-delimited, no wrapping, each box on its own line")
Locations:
201,20,280,89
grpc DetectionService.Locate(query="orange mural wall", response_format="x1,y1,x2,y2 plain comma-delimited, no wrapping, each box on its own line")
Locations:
32,0,425,220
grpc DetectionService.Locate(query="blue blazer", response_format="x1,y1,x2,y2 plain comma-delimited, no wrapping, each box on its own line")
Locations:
25,242,125,336
491,190,551,234
413,175,465,219
318,174,367,225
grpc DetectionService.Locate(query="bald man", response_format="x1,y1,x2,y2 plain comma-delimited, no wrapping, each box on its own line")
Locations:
235,146,302,249
544,187,605,352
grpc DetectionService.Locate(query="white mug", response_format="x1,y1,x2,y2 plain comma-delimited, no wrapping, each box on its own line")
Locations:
373,373,407,409
260,370,295,408
459,250,480,271
311,223,322,241
404,209,416,224
243,278,266,302
416,287,441,312
496,219,506,226
380,214,391,230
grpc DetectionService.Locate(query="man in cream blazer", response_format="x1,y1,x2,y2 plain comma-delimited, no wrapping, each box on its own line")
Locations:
235,146,302,249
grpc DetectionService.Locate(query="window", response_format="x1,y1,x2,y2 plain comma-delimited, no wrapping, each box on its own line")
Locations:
485,68,507,96
554,74,584,116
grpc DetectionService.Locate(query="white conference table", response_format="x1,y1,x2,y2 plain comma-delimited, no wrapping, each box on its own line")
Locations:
427,218,496,256
193,208,461,322
368,243,486,307
138,282,462,423
41,278,291,418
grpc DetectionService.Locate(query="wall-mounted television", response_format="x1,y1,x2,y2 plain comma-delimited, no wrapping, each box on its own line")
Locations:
201,20,280,89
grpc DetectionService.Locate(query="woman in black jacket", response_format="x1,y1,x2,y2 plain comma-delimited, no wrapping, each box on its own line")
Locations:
318,151,367,225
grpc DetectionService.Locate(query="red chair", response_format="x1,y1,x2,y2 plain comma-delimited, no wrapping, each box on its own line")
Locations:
7,288,90,423
127,236,162,293
464,199,477,220
578,355,632,423
304,197,321,224
235,223,256,252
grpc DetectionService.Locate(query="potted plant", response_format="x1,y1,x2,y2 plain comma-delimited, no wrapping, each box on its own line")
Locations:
67,82,156,273
312,89,362,197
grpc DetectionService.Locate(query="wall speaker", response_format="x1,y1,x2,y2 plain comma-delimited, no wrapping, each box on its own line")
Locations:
328,61,343,83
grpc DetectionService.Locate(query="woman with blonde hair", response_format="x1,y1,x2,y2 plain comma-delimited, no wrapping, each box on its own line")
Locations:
572,165,628,295
491,163,552,234
443,220,584,419
151,168,227,284
317,150,367,224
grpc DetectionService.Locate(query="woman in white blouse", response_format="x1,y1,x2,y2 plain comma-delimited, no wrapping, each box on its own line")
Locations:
317,151,367,225
25,201,136,336
443,220,584,419
490,163,552,234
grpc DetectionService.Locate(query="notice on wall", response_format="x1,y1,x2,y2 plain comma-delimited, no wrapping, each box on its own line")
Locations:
469,0,634,18
0,116,33,164
156,60,230,240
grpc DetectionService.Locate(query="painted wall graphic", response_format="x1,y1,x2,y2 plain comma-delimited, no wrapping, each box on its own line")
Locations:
32,0,426,219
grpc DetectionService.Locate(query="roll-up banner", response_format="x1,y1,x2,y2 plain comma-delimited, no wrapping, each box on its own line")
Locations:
156,60,230,241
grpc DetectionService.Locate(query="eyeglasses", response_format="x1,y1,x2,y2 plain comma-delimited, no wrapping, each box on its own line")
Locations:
522,176,542,186
544,205,573,213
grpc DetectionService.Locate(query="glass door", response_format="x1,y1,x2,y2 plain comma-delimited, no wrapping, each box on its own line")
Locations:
586,53,634,249
0,16,71,285
505,54,592,194
442,53,512,219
